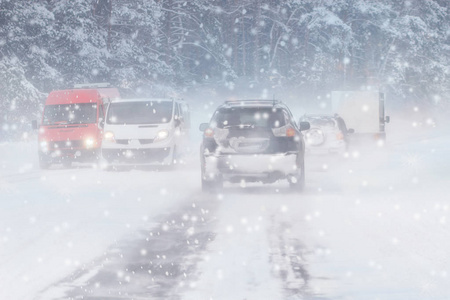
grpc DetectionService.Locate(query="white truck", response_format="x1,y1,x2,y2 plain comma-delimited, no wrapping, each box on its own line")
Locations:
331,90,390,141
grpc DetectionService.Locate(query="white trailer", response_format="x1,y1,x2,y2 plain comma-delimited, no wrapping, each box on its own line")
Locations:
331,90,390,141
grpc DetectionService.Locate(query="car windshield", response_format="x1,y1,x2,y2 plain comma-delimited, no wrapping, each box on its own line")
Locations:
213,107,286,128
42,103,97,125
106,101,173,125
304,117,336,128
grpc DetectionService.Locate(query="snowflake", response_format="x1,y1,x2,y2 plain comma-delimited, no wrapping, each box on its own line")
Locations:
401,153,421,172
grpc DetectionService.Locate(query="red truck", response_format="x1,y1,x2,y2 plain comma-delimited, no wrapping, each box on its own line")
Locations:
32,83,120,169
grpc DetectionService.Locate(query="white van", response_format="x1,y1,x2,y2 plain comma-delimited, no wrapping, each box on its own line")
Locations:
101,98,190,167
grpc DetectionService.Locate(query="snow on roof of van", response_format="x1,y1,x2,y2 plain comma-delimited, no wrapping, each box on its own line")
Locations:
46,89,101,105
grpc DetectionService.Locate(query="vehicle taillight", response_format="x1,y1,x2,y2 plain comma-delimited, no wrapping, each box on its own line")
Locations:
272,125,296,137
286,127,296,137
336,132,344,140
204,128,214,137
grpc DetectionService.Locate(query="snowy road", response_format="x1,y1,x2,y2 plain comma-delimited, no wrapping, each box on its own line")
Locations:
1,119,450,300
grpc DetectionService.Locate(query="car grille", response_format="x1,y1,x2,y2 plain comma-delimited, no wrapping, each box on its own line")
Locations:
49,140,84,149
139,139,154,144
115,139,154,145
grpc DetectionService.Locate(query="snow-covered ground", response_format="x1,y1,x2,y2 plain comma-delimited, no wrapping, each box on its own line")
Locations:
0,146,200,299
1,113,449,300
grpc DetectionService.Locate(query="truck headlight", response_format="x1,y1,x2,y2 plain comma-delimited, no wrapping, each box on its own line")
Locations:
154,130,169,142
40,141,49,152
84,138,95,148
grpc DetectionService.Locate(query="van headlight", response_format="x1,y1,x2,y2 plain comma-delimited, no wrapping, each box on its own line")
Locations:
154,130,169,142
104,131,115,142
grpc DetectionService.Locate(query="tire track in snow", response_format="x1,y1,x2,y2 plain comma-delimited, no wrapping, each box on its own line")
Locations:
268,218,309,299
36,193,219,300
0,167,87,184
267,212,332,300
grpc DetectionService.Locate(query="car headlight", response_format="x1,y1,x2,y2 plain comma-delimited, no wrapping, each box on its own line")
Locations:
84,138,95,148
104,131,115,142
154,130,169,142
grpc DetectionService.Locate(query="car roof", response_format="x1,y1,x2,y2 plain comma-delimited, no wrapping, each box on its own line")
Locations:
302,114,341,119
220,99,288,109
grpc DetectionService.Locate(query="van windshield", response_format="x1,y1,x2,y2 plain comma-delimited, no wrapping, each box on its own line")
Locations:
43,103,97,125
107,101,173,125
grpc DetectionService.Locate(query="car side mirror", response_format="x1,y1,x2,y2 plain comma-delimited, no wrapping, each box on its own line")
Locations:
385,116,390,123
348,128,355,134
199,123,209,132
174,117,182,127
32,120,39,130
299,121,310,131
98,118,104,129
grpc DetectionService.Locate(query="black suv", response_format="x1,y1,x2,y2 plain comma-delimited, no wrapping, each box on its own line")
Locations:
199,100,310,191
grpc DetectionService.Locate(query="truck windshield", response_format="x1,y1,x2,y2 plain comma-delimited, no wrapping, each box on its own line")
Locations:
106,101,173,125
42,103,97,125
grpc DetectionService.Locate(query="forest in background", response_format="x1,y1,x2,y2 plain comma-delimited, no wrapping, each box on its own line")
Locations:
0,0,449,138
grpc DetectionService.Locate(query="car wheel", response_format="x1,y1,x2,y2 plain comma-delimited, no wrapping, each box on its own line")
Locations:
202,176,223,193
170,146,177,166
38,153,50,169
161,146,177,171
289,156,305,191
101,161,114,171
92,150,101,168
201,164,223,193
39,158,50,169
305,128,325,146
103,165,113,171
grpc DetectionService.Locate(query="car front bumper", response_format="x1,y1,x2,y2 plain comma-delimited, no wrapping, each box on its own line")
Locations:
39,148,100,163
101,147,173,166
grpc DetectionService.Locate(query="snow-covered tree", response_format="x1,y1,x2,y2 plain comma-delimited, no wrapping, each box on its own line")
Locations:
384,0,449,105
1,0,449,138
49,0,110,85
0,0,53,139
108,0,174,95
